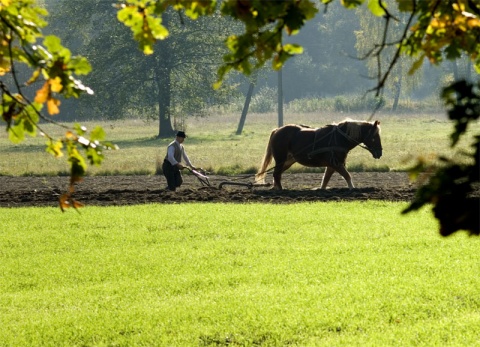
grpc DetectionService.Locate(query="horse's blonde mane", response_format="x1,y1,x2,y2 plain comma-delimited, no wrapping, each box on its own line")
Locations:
331,118,381,142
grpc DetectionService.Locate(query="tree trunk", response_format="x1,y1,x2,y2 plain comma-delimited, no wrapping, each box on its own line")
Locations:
277,70,284,127
236,81,255,135
466,59,472,82
392,70,403,111
451,61,460,81
155,65,174,138
391,81,401,111
154,14,175,139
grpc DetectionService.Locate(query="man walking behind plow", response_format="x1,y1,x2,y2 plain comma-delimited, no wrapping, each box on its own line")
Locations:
162,131,196,192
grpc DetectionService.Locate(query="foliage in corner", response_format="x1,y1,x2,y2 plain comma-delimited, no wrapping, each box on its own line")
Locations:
0,0,116,210
403,80,479,236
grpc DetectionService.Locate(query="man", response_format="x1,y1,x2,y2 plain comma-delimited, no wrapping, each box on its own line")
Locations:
162,131,196,191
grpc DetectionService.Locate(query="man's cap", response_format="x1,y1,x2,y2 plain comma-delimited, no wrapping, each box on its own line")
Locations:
176,131,187,138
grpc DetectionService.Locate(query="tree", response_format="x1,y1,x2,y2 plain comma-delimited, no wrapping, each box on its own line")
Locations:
236,78,255,135
48,1,239,138
284,1,368,99
354,2,422,110
0,0,117,209
115,0,317,86
115,0,479,236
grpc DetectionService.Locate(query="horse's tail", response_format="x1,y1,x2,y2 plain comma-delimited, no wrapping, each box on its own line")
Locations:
256,129,276,184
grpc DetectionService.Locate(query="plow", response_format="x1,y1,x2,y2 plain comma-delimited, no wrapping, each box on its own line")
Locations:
187,167,271,189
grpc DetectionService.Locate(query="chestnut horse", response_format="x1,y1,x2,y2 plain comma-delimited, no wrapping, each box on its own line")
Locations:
256,120,382,189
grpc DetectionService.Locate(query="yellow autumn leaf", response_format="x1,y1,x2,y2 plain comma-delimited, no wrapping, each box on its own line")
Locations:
65,130,76,139
48,140,64,158
72,199,85,209
49,76,63,93
26,69,41,85
47,97,61,115
452,3,465,12
0,57,11,75
59,193,70,212
34,82,50,103
59,194,84,211
467,18,480,28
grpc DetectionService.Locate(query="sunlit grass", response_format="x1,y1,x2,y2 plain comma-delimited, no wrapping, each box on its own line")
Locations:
1,202,480,346
0,112,477,176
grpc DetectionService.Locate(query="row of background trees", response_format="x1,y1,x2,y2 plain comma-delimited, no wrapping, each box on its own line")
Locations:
45,0,477,137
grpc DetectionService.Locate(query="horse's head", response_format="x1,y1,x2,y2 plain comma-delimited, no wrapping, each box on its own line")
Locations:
364,120,382,159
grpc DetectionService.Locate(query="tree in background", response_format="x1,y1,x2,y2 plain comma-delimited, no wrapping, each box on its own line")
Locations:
354,3,422,110
48,1,239,138
282,1,368,100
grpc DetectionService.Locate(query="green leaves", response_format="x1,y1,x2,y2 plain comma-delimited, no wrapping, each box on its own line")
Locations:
117,4,168,55
340,0,365,9
44,123,118,185
36,35,93,102
441,80,480,146
2,93,40,143
273,44,304,70
116,0,216,55
116,0,317,85
0,0,116,207
367,0,386,17
404,80,480,236
402,1,480,71
395,0,413,12
44,35,69,59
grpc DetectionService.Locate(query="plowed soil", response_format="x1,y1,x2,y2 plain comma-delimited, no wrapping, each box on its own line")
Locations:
0,172,428,207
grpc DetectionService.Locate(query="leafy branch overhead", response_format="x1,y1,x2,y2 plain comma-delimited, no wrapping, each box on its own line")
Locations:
116,0,317,87
116,0,480,89
0,0,117,209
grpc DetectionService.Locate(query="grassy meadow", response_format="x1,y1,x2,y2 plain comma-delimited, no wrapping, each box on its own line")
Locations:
2,202,480,346
2,110,480,346
1,111,478,176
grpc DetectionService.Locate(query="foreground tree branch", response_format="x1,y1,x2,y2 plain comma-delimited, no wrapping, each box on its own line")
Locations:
0,1,117,210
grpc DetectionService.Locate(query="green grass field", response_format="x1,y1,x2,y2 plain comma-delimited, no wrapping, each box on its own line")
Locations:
2,111,479,346
1,111,478,176
1,202,480,346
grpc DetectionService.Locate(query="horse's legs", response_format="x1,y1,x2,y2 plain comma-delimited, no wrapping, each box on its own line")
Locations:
335,165,355,189
272,157,295,190
272,165,283,189
320,166,335,189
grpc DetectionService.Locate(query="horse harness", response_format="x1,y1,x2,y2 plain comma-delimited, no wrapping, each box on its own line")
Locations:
308,124,374,166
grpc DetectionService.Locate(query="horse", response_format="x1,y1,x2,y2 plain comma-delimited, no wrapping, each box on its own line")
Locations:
255,119,382,190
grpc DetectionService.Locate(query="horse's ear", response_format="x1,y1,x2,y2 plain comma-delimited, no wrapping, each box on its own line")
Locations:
374,120,380,127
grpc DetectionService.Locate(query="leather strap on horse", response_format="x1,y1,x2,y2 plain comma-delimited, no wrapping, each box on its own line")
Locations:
335,125,371,151
309,125,371,159
309,146,348,156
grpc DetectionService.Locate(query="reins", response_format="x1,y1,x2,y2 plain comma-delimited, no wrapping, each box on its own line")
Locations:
333,125,378,153
309,123,379,157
